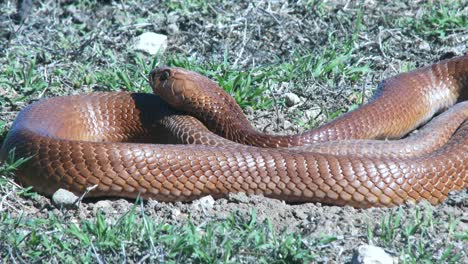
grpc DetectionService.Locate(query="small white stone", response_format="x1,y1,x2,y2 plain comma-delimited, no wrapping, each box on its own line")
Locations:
52,189,79,209
172,208,181,218
192,195,215,211
133,32,167,55
167,12,179,24
283,120,292,130
305,108,325,124
95,200,112,209
418,40,431,51
305,108,321,119
352,245,398,264
92,200,115,215
284,92,301,107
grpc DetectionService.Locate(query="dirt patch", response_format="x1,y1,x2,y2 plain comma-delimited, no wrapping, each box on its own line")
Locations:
2,181,467,262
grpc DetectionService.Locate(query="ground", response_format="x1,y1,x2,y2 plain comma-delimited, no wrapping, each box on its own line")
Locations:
0,0,467,263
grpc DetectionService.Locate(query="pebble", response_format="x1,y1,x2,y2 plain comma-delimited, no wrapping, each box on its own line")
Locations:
304,108,321,119
133,32,167,55
351,244,398,264
282,120,292,130
418,40,431,52
192,195,215,212
284,92,301,107
444,190,467,207
227,192,250,204
167,12,179,24
93,200,114,215
52,189,79,209
172,208,182,218
243,106,254,115
305,108,326,125
167,23,179,35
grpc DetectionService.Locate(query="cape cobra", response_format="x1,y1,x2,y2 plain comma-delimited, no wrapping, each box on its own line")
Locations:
0,55,467,208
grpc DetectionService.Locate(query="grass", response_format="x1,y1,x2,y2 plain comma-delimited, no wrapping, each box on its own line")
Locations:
394,1,467,40
1,198,465,263
1,204,316,263
165,54,275,109
0,121,6,138
0,0,370,114
0,44,370,113
368,207,466,263
0,149,31,177
165,0,214,15
2,58,47,98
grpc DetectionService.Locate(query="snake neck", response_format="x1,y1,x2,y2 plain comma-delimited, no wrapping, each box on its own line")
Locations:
186,97,330,147
180,54,468,148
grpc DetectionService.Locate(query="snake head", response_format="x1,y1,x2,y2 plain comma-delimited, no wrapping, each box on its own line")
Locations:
149,66,224,111
149,66,247,135
150,66,211,109
149,67,186,108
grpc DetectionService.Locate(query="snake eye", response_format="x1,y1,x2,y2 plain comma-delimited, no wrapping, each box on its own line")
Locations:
159,70,171,81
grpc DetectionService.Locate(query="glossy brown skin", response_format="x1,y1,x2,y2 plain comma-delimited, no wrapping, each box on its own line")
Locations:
288,102,468,158
1,55,467,208
151,55,468,146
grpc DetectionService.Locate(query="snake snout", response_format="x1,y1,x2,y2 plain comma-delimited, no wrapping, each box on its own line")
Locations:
148,67,189,108
149,67,172,88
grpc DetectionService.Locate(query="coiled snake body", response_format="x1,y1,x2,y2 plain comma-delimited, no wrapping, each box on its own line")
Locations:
1,55,467,207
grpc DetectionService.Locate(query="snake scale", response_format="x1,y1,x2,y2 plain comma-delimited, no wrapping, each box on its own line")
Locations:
1,55,467,208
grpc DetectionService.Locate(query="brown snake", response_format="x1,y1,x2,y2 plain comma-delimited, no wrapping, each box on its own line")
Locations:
1,55,467,208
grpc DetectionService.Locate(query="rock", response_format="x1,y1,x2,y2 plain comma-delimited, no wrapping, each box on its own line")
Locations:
351,244,397,264
167,12,180,24
113,199,131,211
284,92,301,107
52,189,79,209
172,208,181,218
417,40,431,52
419,42,431,52
133,32,167,55
444,190,467,207
282,120,292,130
304,108,321,119
192,195,215,212
305,108,325,125
147,199,160,209
93,200,114,215
244,106,254,115
167,23,179,35
228,192,251,203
